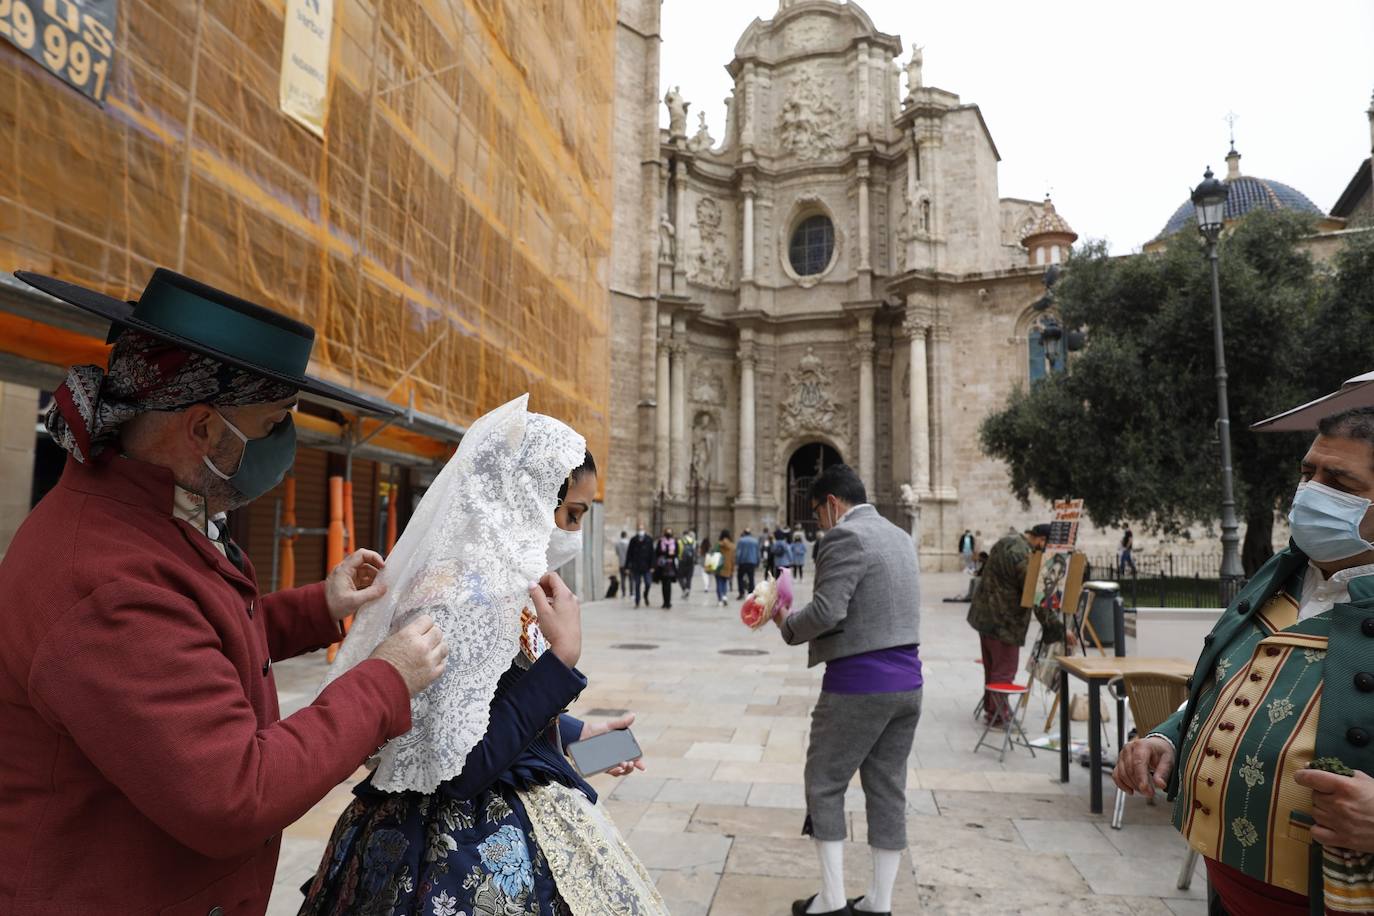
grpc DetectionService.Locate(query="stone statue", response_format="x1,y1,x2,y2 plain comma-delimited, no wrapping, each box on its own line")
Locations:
687,111,714,153
899,483,920,513
904,46,923,97
664,86,689,138
658,215,676,265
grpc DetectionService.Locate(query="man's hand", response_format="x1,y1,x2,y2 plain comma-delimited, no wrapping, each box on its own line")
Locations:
1295,768,1374,852
368,614,448,696
1112,735,1176,799
529,573,582,669
326,549,387,623
578,713,646,777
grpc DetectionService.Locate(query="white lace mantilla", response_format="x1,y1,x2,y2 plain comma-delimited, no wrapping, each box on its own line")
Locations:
321,394,586,793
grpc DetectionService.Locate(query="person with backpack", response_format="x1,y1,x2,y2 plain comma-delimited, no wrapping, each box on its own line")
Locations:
677,529,698,598
654,528,679,610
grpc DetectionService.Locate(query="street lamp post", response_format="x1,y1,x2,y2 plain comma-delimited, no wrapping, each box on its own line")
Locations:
1191,166,1243,603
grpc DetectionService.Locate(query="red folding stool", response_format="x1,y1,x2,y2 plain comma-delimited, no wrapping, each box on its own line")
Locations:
972,682,1037,763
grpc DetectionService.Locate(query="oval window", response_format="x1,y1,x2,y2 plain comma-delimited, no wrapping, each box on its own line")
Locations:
788,214,835,277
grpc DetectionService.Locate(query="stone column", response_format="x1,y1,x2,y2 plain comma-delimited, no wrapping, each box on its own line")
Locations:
904,305,931,496
673,160,689,290
857,158,871,272
669,333,688,498
930,323,955,498
920,136,940,239
742,181,755,282
655,329,671,490
737,338,757,501
740,62,755,149
906,132,919,200
856,335,876,488
856,40,869,138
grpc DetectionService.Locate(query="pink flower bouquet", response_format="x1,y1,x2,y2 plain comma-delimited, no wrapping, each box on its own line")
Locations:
740,568,795,630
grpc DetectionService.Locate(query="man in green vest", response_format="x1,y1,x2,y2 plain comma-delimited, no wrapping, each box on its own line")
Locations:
1115,404,1374,915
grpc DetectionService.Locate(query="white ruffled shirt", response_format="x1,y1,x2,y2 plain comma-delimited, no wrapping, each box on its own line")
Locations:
1298,561,1374,620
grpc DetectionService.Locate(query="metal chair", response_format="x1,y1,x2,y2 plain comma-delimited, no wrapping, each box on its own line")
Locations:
1105,671,1197,889
972,683,1036,763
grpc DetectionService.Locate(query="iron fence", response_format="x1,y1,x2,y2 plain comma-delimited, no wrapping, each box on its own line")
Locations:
1084,553,1226,610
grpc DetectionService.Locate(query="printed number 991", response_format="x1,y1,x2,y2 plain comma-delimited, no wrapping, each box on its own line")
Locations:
0,0,110,98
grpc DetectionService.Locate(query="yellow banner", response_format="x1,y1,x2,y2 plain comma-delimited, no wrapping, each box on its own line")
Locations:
278,0,334,138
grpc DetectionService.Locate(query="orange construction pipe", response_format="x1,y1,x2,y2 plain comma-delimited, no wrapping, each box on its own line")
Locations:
279,475,297,591
385,481,399,554
343,480,356,555
326,475,346,662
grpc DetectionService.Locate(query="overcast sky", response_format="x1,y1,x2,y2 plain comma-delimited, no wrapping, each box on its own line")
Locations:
658,0,1374,253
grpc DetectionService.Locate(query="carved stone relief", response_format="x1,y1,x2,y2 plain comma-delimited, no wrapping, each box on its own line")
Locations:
689,366,726,407
779,348,850,441
781,16,828,54
689,197,731,288
777,68,841,161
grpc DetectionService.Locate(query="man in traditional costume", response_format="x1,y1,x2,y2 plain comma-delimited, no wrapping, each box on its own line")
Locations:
0,269,448,914
776,464,923,916
1116,387,1374,916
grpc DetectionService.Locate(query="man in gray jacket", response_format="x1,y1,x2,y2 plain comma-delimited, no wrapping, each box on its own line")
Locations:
774,464,922,916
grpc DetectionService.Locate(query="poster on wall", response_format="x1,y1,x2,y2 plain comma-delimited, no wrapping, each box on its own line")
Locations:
279,0,334,138
0,0,117,104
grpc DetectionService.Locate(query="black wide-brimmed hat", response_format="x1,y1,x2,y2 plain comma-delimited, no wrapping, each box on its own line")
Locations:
15,268,397,416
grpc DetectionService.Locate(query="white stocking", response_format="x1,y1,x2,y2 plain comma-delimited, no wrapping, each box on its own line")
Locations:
854,847,901,912
807,839,846,913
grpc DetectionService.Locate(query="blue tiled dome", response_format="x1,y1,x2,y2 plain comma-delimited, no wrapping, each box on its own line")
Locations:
1158,173,1322,238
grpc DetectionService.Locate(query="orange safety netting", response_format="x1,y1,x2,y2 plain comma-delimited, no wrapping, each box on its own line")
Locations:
0,0,614,468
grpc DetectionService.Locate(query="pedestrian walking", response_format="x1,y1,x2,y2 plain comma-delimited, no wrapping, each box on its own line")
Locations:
770,531,789,580
789,531,808,581
736,528,760,598
614,529,631,598
714,530,736,606
761,533,776,579
0,268,448,911
1119,528,1137,577
655,528,678,609
958,528,976,572
677,528,698,597
772,464,924,916
966,524,1071,724
626,523,655,608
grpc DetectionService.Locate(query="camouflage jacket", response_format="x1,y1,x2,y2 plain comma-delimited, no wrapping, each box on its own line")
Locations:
966,534,1064,646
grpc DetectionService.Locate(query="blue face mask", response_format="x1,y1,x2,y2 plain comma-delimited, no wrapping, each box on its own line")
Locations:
1288,480,1374,562
203,408,297,502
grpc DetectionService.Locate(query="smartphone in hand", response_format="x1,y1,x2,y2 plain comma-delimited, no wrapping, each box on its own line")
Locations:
567,728,642,777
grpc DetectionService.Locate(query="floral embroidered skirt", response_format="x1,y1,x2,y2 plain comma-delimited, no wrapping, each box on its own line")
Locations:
298,779,667,916
298,783,569,916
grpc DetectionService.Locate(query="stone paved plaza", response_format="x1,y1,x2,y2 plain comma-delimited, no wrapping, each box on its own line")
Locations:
267,572,1207,915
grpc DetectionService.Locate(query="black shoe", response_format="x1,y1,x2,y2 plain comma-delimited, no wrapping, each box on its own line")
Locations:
849,897,889,916
792,896,849,916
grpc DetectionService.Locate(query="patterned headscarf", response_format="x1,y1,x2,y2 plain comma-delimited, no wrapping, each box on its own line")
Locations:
47,330,298,462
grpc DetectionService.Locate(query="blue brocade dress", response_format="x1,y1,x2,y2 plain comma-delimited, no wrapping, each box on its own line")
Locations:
298,652,593,916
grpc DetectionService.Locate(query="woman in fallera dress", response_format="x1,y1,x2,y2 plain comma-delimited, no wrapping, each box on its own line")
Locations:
299,396,666,916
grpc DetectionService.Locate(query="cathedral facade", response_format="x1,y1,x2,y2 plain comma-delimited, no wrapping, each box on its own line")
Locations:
607,0,1088,570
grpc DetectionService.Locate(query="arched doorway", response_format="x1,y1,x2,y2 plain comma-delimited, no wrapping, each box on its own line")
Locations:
787,442,843,535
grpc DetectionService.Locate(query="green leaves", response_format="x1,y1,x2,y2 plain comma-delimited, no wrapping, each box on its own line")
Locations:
980,214,1370,571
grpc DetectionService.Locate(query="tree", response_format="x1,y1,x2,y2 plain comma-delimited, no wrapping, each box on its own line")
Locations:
981,212,1374,575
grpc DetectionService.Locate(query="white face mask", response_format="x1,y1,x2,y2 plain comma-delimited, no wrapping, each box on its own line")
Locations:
546,526,583,571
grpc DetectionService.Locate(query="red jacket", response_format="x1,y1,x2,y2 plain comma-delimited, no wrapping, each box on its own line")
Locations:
0,453,412,915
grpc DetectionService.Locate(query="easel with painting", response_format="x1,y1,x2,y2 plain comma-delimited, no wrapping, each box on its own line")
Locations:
1019,500,1102,730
